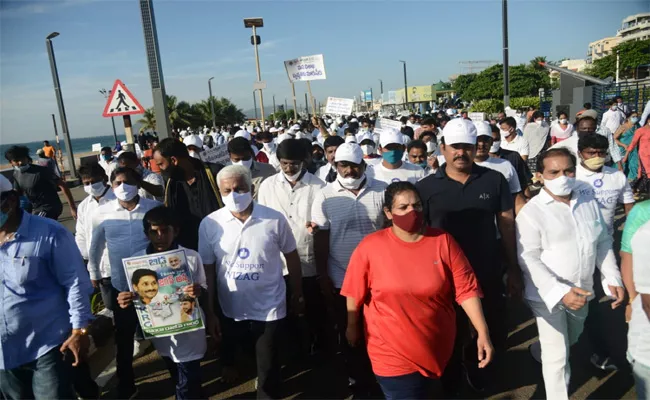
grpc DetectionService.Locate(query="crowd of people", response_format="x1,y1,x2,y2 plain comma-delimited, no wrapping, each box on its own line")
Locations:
1,97,650,400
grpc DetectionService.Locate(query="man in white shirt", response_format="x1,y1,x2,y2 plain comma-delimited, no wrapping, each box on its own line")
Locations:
367,128,424,184
315,135,345,183
499,117,530,161
601,100,626,135
310,142,386,391
574,133,634,372
99,146,118,179
258,139,327,355
640,99,650,127
198,165,304,399
516,148,624,400
88,167,161,399
614,96,629,115
117,151,164,202
257,131,280,171
75,164,115,309
228,137,275,199
474,121,526,214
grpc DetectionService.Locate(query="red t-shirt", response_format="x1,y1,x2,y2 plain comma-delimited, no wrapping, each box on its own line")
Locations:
341,227,482,378
143,149,161,173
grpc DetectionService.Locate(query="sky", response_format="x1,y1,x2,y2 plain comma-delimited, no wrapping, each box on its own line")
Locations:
1,0,648,144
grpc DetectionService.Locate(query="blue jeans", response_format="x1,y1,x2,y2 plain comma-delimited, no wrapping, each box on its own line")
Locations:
632,358,650,400
375,372,438,400
162,358,202,400
0,346,74,400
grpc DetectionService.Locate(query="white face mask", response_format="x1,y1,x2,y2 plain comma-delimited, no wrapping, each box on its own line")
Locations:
611,106,617,111
189,151,200,159
543,175,576,197
263,142,277,153
360,144,375,156
559,118,567,124
489,140,501,153
222,190,253,212
113,183,139,202
84,181,107,197
535,119,544,125
283,169,302,182
500,129,511,140
425,141,437,154
232,158,253,169
337,172,365,190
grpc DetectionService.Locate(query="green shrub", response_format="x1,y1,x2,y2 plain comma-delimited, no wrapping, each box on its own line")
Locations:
509,97,540,110
469,99,504,113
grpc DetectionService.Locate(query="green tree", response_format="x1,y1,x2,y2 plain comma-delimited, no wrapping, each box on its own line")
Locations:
166,95,191,129
137,108,156,132
529,56,547,71
585,39,650,79
452,73,477,99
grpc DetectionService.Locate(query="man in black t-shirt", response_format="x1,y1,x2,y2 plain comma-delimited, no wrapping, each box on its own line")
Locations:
415,119,522,394
5,145,77,220
152,138,224,250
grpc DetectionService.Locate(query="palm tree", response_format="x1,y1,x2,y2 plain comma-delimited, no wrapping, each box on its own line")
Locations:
137,107,156,132
529,56,547,70
166,95,191,129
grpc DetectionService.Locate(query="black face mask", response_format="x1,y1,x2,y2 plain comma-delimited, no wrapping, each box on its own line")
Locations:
577,130,596,139
161,164,183,181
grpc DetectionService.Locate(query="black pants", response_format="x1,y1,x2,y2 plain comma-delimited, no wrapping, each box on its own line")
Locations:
331,289,376,392
441,280,507,393
584,268,624,359
220,317,284,399
71,360,99,400
284,276,328,357
110,286,139,397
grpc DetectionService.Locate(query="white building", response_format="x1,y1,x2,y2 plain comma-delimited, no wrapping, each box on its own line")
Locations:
618,12,650,44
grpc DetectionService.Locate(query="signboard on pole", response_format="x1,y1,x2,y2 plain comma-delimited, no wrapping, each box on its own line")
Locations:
253,81,267,90
363,90,372,102
325,97,354,116
200,143,230,165
102,79,145,117
284,54,326,83
468,112,486,122
375,118,403,132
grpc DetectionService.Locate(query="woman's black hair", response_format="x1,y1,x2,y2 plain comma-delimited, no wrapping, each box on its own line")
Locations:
382,181,422,228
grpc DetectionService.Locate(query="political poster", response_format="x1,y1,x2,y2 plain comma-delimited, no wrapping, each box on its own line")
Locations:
325,97,354,116
122,249,204,339
363,90,372,102
375,118,403,132
468,112,486,122
284,54,327,83
200,143,230,165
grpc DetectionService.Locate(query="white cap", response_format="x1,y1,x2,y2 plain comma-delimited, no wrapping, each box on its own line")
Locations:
350,118,358,123
269,127,278,133
0,174,13,193
336,117,344,124
295,131,310,140
234,130,251,140
312,142,324,150
446,108,456,116
276,133,292,144
357,131,374,144
289,124,301,132
334,142,363,164
184,134,203,148
474,121,492,138
379,128,403,148
442,118,477,145
254,127,261,133
345,135,357,144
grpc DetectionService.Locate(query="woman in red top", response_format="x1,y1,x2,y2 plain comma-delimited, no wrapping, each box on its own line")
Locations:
341,182,494,399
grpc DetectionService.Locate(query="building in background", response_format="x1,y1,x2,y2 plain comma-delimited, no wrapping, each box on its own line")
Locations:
587,36,620,63
617,12,650,44
549,59,588,84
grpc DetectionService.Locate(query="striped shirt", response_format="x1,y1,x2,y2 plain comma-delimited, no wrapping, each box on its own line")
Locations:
310,177,387,288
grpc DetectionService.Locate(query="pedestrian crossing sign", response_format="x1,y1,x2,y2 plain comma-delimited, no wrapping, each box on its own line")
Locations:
102,79,145,117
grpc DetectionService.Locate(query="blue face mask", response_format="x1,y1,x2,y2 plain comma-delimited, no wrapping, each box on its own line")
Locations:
631,117,639,124
102,155,112,161
382,149,404,164
0,211,8,228
416,162,428,169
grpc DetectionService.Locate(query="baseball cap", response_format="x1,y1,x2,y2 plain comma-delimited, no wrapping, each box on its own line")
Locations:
379,128,403,148
442,118,477,145
289,124,301,132
345,135,357,144
36,149,44,156
276,133,292,144
577,109,598,120
357,131,374,144
234,130,251,140
334,143,363,164
183,135,203,148
0,175,13,194
474,121,492,138
269,127,278,133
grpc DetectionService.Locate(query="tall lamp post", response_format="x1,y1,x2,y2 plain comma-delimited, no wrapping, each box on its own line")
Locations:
46,32,77,179
244,18,265,123
99,88,119,143
399,60,408,111
272,94,277,123
379,79,384,105
208,77,216,129
502,0,510,107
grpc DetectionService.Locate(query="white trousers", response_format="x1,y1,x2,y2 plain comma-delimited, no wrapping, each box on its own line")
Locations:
529,301,589,400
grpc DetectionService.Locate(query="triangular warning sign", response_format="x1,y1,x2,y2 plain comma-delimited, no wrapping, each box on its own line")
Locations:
102,79,145,117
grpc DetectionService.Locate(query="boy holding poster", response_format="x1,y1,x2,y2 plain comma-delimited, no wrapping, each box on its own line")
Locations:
118,206,218,399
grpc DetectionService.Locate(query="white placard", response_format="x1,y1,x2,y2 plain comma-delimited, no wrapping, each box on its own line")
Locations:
253,81,267,90
284,54,327,83
200,143,230,165
375,118,402,132
92,143,102,152
325,97,354,116
468,112,486,122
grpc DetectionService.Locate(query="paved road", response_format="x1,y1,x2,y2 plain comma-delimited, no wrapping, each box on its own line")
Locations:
57,186,637,399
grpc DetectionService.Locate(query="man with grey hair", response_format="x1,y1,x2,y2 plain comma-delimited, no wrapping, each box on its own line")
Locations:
198,164,304,398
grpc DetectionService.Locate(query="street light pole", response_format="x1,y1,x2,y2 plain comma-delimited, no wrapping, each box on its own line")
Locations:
502,0,510,107
272,94,276,123
46,32,77,179
400,60,408,111
208,77,216,129
99,89,119,143
253,90,258,121
245,18,265,124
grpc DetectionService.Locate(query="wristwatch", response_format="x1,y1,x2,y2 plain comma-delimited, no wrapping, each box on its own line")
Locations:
72,327,89,336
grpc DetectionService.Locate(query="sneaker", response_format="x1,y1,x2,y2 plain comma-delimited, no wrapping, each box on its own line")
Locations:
590,353,618,372
529,342,542,364
462,362,485,392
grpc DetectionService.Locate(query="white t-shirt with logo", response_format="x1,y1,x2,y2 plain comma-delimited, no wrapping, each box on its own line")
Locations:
501,135,530,157
366,161,425,185
576,164,634,235
198,203,297,322
475,157,522,194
